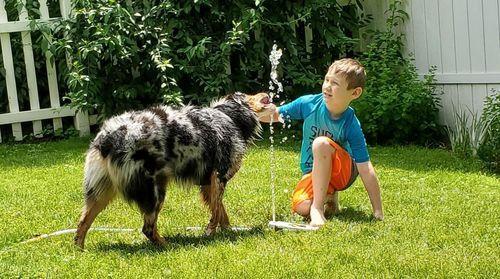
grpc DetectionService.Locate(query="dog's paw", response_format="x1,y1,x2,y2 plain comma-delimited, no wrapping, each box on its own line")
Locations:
74,236,85,250
204,225,217,236
152,236,167,246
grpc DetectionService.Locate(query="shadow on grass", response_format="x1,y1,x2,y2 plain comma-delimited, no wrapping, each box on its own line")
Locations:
95,227,264,255
331,206,373,223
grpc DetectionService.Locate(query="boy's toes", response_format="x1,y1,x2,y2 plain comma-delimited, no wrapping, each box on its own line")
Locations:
309,207,326,227
309,220,325,227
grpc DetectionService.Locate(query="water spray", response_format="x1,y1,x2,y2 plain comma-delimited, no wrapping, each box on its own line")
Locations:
267,44,317,231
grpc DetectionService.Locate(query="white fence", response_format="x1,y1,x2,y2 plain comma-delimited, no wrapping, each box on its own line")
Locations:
364,0,500,126
0,0,89,142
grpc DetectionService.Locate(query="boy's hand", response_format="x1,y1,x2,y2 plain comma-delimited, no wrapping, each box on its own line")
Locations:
373,211,384,221
258,104,283,123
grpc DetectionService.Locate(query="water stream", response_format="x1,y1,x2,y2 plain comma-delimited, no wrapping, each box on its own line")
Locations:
268,44,283,223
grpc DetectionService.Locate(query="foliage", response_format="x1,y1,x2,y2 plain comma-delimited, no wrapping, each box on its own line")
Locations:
447,106,489,159
45,0,368,116
21,126,79,142
446,91,499,174
477,91,500,173
354,0,443,145
447,108,472,158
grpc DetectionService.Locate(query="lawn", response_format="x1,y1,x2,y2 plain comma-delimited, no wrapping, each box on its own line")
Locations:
0,136,498,278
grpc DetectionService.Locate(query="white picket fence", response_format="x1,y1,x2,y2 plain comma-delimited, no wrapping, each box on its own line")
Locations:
0,0,90,142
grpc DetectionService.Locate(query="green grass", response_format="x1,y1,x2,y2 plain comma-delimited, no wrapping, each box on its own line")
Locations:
0,137,498,278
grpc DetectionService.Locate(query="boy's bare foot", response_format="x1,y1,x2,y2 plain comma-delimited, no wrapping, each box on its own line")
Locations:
309,206,326,227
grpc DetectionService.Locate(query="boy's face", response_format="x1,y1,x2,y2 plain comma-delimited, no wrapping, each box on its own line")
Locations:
322,71,362,107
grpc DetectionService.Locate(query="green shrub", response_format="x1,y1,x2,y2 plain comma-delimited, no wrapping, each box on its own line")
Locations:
45,0,368,117
447,108,472,159
447,106,490,159
354,0,443,145
478,91,500,173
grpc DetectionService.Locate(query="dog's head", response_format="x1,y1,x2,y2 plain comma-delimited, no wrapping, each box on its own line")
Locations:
229,92,275,120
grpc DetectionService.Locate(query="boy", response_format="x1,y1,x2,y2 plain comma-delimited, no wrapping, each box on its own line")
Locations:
263,58,383,226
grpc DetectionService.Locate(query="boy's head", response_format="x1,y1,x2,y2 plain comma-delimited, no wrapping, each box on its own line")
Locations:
322,58,366,109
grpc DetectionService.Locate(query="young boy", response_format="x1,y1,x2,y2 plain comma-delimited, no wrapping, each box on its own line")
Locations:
263,58,383,226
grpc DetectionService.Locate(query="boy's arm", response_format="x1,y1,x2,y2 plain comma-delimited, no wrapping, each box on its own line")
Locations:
356,161,384,220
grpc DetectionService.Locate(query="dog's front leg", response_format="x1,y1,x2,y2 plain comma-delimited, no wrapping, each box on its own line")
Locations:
217,182,230,229
142,201,167,246
202,172,219,236
201,172,230,236
142,173,168,246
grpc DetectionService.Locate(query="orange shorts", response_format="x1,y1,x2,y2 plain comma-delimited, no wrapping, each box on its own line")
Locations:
291,138,358,212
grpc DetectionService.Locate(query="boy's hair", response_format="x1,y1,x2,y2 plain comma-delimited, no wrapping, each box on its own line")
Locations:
328,58,366,90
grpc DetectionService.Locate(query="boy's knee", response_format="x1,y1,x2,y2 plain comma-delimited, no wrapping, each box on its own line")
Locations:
312,137,335,154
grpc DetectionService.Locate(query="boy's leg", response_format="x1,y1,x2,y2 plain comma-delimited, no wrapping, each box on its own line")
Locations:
310,137,336,226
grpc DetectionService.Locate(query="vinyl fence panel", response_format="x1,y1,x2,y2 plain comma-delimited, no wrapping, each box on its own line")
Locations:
364,0,500,126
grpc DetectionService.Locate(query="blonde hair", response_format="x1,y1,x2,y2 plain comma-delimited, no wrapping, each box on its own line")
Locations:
328,58,366,89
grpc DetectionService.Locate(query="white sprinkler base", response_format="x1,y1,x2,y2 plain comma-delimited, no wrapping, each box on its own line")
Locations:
268,221,318,231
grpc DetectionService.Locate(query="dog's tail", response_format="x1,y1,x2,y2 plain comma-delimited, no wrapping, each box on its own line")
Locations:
85,122,163,209
83,125,135,200
83,147,114,201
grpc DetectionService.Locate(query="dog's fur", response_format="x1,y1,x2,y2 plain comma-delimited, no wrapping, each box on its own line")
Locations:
74,92,273,248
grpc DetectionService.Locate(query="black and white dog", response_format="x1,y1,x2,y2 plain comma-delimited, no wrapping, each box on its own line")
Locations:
75,92,274,249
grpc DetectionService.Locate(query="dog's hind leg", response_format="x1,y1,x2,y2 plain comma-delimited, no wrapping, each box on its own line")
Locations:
141,172,168,246
201,172,230,236
75,190,115,249
75,151,115,249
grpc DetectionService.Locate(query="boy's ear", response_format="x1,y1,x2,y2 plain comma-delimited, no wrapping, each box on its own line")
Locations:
351,87,363,99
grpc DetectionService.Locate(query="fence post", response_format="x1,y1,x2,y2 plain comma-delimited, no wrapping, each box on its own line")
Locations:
20,0,43,137
0,0,23,141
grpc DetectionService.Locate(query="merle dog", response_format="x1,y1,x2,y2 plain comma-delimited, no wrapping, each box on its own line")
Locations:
74,92,274,249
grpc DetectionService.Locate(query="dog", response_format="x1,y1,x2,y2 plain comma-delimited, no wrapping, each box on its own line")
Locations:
74,92,274,249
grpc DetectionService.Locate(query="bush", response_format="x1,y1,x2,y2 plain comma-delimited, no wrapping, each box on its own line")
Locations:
45,0,369,117
447,106,489,159
354,0,443,145
477,91,500,173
